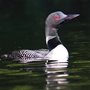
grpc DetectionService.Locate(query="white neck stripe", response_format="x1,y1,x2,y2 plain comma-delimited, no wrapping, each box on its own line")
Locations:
46,36,56,44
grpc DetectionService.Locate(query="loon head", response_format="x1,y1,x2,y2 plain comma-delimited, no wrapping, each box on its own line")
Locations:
45,11,79,27
45,11,79,51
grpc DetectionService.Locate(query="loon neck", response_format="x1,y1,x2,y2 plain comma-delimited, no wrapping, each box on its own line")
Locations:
45,25,62,51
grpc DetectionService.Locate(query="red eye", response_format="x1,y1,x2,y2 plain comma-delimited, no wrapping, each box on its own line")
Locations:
53,14,60,20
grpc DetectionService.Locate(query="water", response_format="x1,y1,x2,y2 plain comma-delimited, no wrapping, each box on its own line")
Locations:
0,58,90,90
0,24,90,90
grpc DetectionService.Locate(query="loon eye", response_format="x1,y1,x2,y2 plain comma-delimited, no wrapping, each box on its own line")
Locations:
53,14,61,21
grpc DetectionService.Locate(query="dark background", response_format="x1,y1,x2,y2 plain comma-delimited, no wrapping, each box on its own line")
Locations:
0,0,90,52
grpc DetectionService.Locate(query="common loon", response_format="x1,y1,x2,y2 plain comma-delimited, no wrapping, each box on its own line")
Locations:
1,11,79,63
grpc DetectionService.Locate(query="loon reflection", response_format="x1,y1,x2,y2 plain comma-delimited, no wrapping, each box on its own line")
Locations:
1,11,79,63
45,60,68,90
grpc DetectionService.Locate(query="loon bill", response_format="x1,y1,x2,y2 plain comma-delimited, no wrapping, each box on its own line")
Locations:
1,11,79,63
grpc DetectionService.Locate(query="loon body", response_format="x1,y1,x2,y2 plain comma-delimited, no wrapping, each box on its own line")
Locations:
2,11,79,63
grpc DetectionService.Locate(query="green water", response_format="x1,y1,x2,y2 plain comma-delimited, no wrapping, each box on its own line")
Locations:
0,23,90,90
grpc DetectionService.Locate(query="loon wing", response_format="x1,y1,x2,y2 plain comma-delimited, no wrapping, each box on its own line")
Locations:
7,49,49,63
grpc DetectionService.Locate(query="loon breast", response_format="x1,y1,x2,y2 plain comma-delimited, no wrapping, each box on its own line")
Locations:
44,44,69,62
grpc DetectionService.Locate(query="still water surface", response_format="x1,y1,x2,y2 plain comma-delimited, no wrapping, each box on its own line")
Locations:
0,58,90,90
